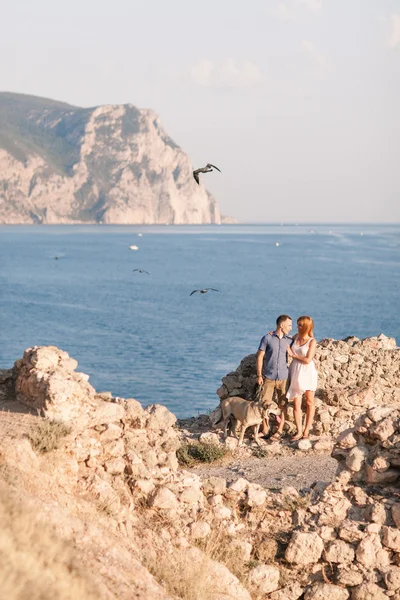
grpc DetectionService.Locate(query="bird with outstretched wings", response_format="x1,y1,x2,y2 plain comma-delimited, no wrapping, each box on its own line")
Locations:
190,288,219,296
133,269,150,274
193,163,221,185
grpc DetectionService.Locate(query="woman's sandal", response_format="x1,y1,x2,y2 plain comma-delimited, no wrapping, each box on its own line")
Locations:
290,433,303,441
301,433,310,440
269,431,283,441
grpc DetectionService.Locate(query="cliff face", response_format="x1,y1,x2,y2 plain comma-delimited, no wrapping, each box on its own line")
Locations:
0,92,221,224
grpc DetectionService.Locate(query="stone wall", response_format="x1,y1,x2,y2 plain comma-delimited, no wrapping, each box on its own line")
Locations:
216,334,399,438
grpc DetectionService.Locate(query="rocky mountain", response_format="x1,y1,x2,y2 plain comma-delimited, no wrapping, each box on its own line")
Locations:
0,92,221,224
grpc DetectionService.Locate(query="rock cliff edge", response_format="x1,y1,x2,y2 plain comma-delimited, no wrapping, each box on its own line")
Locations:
1,337,399,599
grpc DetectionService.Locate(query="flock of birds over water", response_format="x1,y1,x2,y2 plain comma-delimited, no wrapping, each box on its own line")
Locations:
52,161,365,296
53,161,223,296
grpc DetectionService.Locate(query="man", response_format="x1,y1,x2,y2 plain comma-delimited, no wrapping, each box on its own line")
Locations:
256,314,293,440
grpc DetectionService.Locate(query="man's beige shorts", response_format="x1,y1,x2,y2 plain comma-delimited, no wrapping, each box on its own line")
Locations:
261,378,288,407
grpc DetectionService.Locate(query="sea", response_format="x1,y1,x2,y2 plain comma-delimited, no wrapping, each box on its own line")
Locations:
0,223,399,418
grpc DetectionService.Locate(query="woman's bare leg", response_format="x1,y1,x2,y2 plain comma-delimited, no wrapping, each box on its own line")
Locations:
303,390,315,437
291,396,303,439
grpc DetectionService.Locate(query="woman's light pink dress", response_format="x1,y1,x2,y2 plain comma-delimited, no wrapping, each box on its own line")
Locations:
286,338,318,400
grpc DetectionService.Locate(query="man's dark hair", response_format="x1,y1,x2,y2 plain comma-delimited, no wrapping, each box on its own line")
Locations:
276,314,291,328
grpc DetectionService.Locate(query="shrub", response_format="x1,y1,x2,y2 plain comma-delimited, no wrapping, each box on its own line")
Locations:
279,492,311,512
252,446,270,459
27,420,72,454
177,442,227,466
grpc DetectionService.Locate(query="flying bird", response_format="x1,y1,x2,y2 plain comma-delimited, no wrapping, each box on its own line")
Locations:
133,269,150,274
190,288,219,296
193,163,221,185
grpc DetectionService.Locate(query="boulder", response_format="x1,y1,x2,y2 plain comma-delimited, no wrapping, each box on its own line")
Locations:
304,583,349,600
285,532,324,565
248,564,280,595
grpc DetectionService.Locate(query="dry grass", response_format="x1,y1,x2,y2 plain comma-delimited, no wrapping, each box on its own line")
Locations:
144,546,216,600
195,524,250,584
278,492,311,512
141,521,252,599
27,419,72,453
0,410,38,442
0,483,100,600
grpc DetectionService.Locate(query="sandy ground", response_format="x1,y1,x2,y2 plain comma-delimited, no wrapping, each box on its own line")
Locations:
179,413,338,491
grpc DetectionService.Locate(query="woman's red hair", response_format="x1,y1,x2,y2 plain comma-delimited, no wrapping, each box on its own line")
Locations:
297,316,314,338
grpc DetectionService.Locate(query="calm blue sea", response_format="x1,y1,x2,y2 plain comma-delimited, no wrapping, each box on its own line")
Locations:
0,224,399,417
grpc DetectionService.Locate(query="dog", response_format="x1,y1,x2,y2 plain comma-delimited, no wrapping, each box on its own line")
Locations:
220,384,267,446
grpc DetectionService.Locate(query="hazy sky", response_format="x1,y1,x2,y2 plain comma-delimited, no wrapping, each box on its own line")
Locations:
2,0,399,222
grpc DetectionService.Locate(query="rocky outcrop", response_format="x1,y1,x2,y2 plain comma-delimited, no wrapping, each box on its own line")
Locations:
214,334,399,441
2,339,400,599
0,92,221,224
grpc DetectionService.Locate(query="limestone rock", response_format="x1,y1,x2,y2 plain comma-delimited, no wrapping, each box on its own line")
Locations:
298,438,313,451
149,487,178,510
203,477,227,496
247,486,267,507
351,582,388,600
324,540,355,563
189,521,211,539
337,429,358,449
0,93,221,225
345,446,369,472
382,526,400,552
199,432,221,445
144,405,177,431
383,566,400,591
248,564,280,595
304,583,349,600
229,478,249,493
356,534,391,569
335,567,364,587
179,487,204,505
285,532,324,565
313,437,334,452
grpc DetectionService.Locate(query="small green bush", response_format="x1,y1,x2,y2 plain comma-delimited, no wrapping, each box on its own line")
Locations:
28,420,72,454
177,442,227,466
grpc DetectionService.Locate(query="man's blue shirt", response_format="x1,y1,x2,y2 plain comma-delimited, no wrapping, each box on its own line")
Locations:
258,332,292,380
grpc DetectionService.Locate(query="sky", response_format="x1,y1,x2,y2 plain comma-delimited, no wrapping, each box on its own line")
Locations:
1,0,399,223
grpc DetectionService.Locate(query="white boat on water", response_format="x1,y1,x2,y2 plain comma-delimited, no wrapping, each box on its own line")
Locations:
129,245,139,250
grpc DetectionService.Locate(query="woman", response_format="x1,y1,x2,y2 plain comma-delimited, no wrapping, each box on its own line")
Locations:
286,316,318,441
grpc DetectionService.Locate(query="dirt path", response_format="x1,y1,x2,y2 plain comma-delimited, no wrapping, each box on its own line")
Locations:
189,453,338,491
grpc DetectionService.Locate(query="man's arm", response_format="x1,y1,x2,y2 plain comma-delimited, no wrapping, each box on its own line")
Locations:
256,349,265,385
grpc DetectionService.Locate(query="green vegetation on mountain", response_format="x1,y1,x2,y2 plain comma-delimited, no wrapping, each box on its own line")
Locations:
0,92,90,175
